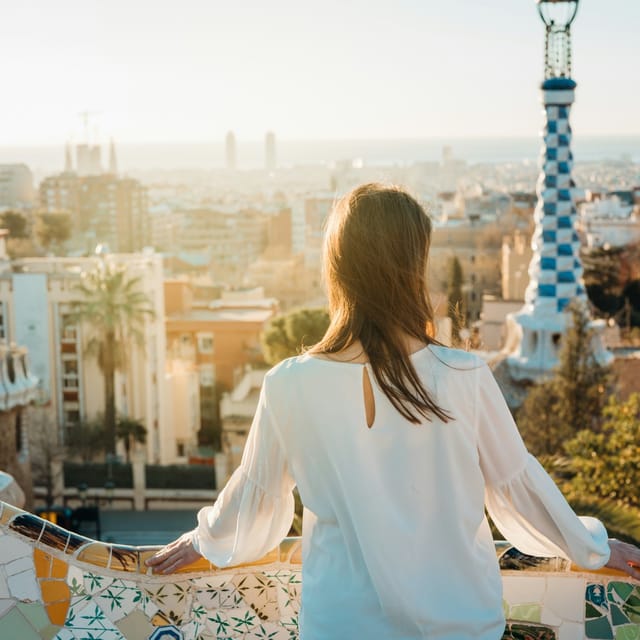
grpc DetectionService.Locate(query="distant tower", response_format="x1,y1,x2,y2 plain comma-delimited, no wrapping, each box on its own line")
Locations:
108,138,118,175
265,131,276,172
506,0,611,380
225,131,237,170
64,142,73,172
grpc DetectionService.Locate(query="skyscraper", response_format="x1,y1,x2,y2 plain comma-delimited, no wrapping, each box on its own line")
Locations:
225,131,237,170
265,131,276,172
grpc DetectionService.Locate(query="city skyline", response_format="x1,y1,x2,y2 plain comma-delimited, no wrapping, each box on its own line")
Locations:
2,0,639,146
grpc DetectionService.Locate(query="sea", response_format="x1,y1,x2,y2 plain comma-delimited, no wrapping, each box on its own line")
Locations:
1,136,639,175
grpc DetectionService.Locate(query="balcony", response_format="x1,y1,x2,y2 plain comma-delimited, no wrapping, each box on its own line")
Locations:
0,500,638,639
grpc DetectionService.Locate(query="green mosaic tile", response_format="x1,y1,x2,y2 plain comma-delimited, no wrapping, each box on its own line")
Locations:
508,603,542,623
16,601,50,632
0,607,42,640
614,626,640,640
586,615,614,639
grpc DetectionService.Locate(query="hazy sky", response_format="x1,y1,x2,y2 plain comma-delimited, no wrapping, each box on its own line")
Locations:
2,0,639,145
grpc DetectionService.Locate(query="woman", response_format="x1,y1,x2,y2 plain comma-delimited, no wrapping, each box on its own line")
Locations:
148,184,640,639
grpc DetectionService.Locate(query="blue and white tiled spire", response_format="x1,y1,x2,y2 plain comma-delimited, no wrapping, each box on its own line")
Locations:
506,80,612,380
526,78,584,316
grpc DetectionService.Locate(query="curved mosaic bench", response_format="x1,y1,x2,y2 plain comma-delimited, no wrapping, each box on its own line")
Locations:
0,501,638,640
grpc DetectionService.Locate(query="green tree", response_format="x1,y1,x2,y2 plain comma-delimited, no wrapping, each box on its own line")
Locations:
446,256,465,341
262,307,330,365
65,418,109,463
0,210,29,238
564,393,640,509
35,213,72,253
71,262,155,456
116,417,147,462
516,302,613,456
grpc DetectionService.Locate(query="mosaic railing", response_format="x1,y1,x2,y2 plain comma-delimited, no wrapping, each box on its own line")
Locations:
0,500,638,640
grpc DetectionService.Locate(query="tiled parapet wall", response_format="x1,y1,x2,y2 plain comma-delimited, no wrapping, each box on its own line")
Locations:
0,502,638,640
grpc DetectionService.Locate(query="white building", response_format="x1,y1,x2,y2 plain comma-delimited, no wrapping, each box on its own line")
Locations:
0,164,34,209
0,250,188,464
578,196,640,248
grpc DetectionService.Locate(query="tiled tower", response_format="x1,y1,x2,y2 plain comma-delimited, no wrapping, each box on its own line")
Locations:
506,0,612,381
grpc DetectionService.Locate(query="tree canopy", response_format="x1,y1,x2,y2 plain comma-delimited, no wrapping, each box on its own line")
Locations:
564,393,640,509
35,212,72,253
516,302,613,456
262,307,330,365
71,262,155,455
0,210,29,238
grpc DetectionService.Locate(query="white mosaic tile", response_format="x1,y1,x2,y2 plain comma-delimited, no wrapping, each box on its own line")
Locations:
53,629,75,640
64,599,125,640
83,571,115,596
503,575,547,604
7,568,40,601
67,566,87,598
0,535,31,562
557,620,584,640
5,556,34,576
93,579,141,623
0,569,10,598
544,576,585,623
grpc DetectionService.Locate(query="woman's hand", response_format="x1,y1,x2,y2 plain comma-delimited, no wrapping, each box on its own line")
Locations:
605,539,640,580
145,532,203,574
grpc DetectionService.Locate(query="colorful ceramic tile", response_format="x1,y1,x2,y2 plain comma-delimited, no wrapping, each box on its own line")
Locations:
0,606,42,640
233,572,278,621
16,601,51,632
109,546,139,573
192,574,240,610
114,609,154,640
502,622,557,639
148,624,183,639
9,513,46,542
0,532,32,562
0,501,21,525
63,599,125,639
76,543,112,569
0,598,15,616
7,568,41,601
66,566,87,598
143,580,192,625
93,579,141,622
245,621,291,639
83,571,115,596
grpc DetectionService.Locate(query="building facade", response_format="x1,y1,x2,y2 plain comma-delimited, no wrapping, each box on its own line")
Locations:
39,173,149,253
0,252,182,464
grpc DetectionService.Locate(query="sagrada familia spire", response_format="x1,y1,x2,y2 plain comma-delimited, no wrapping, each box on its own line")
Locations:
506,0,612,381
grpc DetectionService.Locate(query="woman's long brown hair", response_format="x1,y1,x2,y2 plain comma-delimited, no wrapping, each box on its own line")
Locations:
310,183,451,424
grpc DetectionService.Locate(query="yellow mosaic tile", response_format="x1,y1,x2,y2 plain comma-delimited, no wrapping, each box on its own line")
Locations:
151,611,172,626
50,556,68,579
109,545,138,572
76,543,111,569
40,579,71,604
34,548,53,578
45,599,70,626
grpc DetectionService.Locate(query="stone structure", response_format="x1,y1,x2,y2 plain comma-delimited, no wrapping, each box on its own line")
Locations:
506,0,612,381
0,499,638,639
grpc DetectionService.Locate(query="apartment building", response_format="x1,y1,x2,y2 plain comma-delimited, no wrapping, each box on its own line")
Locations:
0,250,187,464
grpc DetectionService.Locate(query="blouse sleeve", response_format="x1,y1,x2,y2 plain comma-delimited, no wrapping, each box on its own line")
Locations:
476,363,610,570
192,376,295,567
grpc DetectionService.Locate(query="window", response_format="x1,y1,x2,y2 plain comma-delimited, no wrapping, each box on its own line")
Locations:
197,332,214,354
177,442,186,457
199,364,215,387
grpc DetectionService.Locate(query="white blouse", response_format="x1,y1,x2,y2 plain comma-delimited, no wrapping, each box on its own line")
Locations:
192,346,610,640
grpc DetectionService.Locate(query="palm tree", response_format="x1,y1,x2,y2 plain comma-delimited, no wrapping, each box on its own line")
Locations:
116,417,147,462
71,261,155,456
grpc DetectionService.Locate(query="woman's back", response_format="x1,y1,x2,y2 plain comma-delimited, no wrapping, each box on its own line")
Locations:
267,346,505,639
